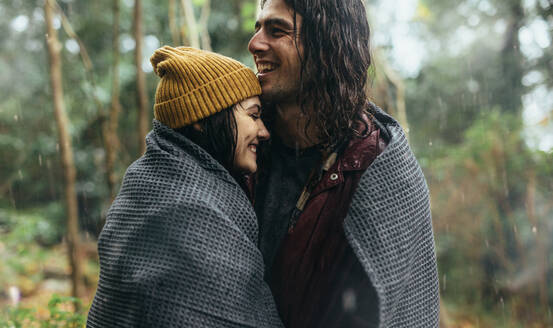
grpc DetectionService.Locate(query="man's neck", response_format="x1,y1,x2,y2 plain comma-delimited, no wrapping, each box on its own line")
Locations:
273,103,320,149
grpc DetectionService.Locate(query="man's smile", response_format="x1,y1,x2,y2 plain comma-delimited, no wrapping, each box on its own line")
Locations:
256,62,278,75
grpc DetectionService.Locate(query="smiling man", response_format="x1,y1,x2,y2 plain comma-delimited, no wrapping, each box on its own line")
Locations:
249,0,440,327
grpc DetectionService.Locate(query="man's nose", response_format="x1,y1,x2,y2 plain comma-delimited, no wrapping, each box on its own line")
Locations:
248,30,269,55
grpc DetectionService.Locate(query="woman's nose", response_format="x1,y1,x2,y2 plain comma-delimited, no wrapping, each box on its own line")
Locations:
257,120,270,141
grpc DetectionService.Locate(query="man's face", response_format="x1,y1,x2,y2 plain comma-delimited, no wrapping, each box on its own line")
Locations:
248,0,303,104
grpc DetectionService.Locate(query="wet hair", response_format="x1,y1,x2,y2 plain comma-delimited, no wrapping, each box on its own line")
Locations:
261,0,373,148
175,105,238,174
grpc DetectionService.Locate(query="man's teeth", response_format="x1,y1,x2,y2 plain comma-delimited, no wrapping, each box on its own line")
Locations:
257,63,276,73
249,145,257,153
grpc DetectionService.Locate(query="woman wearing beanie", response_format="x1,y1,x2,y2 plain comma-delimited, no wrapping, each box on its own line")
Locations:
87,46,282,328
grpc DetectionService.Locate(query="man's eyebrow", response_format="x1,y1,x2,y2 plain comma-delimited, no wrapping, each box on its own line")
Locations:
256,17,294,30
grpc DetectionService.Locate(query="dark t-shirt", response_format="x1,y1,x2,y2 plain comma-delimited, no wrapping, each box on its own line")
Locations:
255,121,383,327
255,138,321,281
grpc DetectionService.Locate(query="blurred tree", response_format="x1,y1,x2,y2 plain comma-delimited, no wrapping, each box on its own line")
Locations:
44,0,85,301
134,0,149,155
103,0,122,202
182,0,200,48
179,0,212,50
401,0,553,323
169,0,180,45
371,48,409,137
199,0,212,51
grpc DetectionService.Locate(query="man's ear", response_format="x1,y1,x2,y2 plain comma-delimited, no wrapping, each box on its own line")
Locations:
192,123,203,132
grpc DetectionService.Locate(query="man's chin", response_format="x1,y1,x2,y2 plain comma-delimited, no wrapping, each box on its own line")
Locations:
260,86,294,103
259,89,278,103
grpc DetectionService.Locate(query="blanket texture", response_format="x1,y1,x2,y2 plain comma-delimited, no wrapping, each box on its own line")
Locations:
87,120,283,328
344,109,440,327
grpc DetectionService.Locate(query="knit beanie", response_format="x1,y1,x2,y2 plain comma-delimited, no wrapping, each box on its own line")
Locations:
150,46,261,128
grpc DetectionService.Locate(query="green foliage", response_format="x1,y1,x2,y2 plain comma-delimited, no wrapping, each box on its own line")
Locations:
0,294,86,328
426,110,553,324
241,2,257,33
43,295,86,328
0,306,35,328
0,206,64,294
1,205,63,244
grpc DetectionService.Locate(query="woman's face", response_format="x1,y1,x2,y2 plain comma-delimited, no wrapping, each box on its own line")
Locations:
233,96,270,174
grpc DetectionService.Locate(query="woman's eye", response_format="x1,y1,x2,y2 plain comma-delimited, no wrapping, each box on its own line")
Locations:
250,113,260,120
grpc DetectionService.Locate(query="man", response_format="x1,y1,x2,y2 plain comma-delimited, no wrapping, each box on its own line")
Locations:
248,0,440,327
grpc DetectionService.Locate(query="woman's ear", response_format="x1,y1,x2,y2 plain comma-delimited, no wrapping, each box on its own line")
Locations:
192,123,203,132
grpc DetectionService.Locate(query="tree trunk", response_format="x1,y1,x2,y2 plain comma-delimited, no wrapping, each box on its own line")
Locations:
499,0,524,115
104,0,122,202
199,0,212,51
134,0,149,155
182,0,200,48
525,170,549,309
168,0,180,45
44,0,85,301
371,48,410,137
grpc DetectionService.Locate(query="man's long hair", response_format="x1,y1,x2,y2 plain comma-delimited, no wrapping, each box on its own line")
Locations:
262,0,373,148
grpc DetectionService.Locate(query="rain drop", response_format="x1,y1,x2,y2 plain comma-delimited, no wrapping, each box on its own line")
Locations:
532,226,537,234
38,154,43,166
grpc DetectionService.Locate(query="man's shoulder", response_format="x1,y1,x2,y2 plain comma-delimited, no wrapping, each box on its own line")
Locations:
340,108,392,170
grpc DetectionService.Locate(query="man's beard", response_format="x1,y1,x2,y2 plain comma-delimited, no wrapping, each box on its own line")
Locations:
259,82,300,105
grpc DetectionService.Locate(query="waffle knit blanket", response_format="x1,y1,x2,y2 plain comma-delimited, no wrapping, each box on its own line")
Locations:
87,120,283,328
344,108,440,327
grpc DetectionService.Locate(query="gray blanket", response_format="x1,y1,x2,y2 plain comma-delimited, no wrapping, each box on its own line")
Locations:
344,110,440,327
87,120,283,327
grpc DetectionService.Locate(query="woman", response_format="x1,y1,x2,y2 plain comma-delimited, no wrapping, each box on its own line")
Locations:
87,46,282,328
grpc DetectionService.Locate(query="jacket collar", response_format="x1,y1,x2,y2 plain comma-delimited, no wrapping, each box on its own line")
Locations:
309,114,384,196
335,113,383,173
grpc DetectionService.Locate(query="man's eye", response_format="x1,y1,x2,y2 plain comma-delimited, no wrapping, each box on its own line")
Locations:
270,28,285,36
250,113,261,120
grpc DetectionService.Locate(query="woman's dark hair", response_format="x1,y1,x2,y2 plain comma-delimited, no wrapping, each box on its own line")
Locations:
262,0,373,148
175,105,238,174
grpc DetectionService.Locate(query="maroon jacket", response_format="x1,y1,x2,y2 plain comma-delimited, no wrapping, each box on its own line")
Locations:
268,118,386,328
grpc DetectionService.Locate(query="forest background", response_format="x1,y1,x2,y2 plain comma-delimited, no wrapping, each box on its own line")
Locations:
0,0,552,327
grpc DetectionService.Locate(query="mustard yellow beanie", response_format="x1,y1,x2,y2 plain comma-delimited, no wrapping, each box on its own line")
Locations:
150,46,261,128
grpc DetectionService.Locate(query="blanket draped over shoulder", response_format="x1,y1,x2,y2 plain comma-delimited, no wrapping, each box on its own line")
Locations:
87,121,283,328
344,108,440,327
